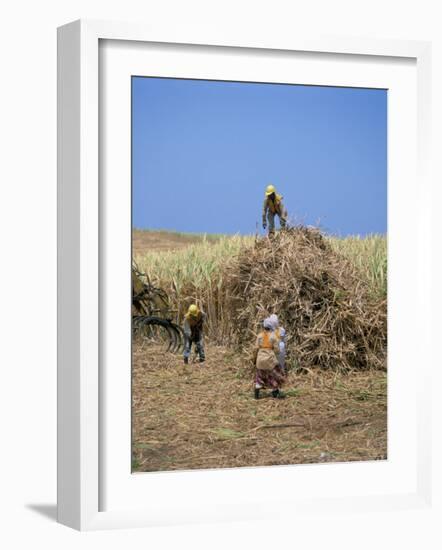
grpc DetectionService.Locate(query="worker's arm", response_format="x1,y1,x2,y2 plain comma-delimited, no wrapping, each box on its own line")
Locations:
183,318,191,337
262,199,268,228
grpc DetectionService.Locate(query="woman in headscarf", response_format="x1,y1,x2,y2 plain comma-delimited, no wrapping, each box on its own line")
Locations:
252,317,285,399
269,314,287,371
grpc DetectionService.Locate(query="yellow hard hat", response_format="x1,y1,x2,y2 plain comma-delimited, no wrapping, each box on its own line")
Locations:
265,184,276,196
188,304,199,316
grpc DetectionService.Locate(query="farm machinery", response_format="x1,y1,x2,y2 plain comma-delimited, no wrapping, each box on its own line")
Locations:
132,263,183,352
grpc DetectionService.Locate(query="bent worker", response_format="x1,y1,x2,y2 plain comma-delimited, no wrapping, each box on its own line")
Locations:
269,313,287,371
252,317,285,399
183,304,206,364
262,184,288,235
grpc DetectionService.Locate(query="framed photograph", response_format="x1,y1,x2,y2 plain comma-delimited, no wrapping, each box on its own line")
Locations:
57,20,432,530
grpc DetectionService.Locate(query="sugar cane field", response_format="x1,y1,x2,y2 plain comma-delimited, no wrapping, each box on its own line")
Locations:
131,228,387,472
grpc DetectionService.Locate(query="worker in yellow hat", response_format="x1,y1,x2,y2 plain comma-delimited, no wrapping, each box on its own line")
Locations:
183,304,206,364
262,184,288,235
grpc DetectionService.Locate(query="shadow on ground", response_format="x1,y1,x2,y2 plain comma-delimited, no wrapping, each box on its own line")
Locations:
26,504,57,522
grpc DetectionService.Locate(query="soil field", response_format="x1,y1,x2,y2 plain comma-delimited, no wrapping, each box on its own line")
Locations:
133,229,218,255
132,343,387,472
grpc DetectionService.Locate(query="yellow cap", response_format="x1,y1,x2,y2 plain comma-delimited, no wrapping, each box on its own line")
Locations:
265,184,276,196
188,304,199,316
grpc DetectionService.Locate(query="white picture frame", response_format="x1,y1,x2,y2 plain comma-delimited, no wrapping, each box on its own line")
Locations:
57,19,432,531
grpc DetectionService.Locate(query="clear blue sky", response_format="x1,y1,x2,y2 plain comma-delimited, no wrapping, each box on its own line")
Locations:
132,77,387,236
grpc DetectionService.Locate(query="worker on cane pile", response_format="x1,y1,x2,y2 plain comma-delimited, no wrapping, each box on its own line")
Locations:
269,313,287,372
262,184,288,235
183,304,206,364
252,317,285,399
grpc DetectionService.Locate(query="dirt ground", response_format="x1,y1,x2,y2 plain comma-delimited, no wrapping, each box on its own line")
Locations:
132,342,387,472
133,229,207,255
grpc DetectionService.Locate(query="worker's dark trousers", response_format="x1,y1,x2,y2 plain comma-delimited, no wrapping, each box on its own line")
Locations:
183,336,205,361
267,209,287,233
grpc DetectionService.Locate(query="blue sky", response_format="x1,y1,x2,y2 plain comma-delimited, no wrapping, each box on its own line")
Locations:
132,77,387,236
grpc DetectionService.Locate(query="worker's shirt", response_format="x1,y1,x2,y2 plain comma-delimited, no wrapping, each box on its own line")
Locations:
263,194,284,220
183,311,206,340
256,331,278,350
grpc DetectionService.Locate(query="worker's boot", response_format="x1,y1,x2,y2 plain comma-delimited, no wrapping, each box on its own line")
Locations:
272,389,285,399
199,357,205,363
254,388,260,400
184,356,189,365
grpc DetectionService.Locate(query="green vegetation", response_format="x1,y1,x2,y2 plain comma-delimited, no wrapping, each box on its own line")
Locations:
328,234,387,297
135,232,387,298
136,234,253,292
133,229,387,349
213,428,246,440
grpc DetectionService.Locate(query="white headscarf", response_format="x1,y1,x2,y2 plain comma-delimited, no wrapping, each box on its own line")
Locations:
263,317,273,330
269,314,279,330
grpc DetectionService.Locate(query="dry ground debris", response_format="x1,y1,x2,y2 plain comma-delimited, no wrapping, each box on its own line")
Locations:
132,344,387,472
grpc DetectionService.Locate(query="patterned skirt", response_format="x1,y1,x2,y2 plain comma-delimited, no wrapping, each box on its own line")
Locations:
255,365,285,389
